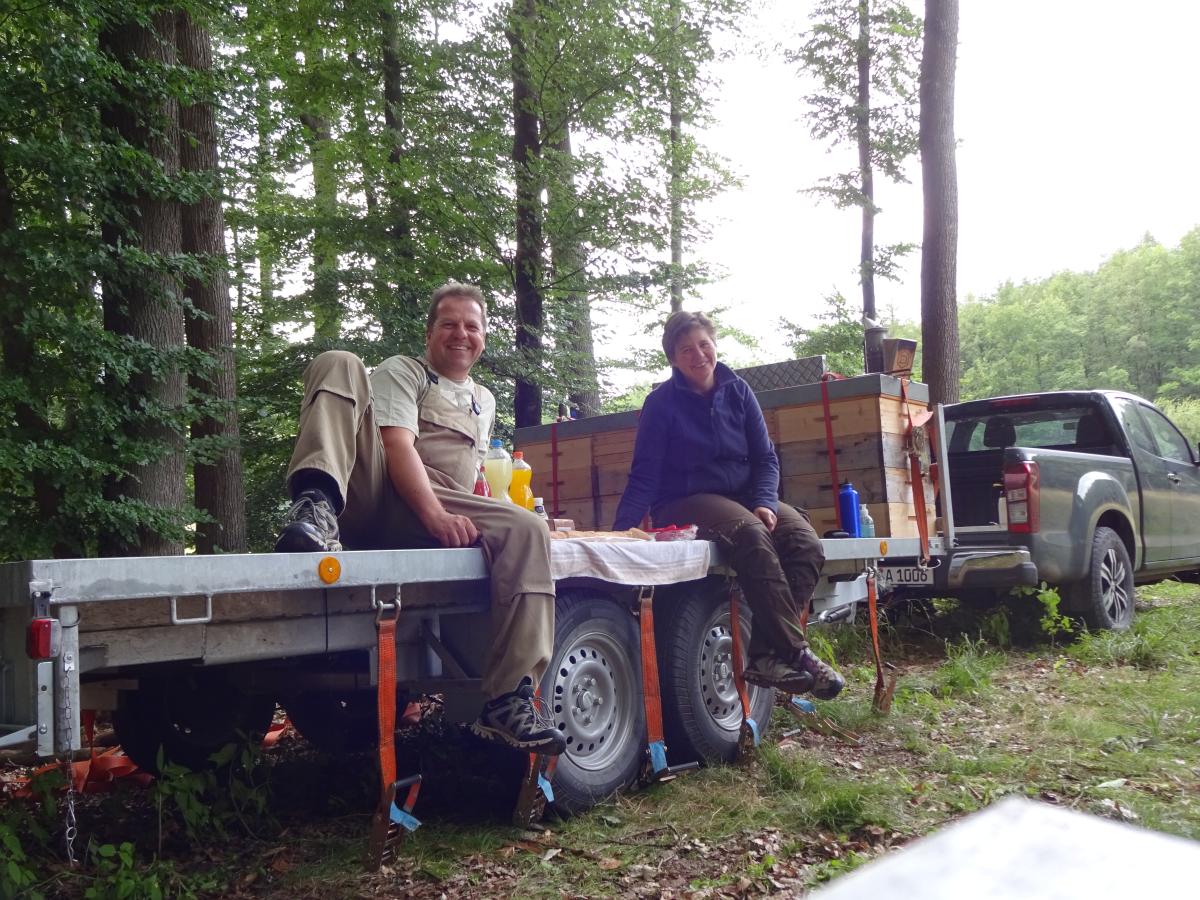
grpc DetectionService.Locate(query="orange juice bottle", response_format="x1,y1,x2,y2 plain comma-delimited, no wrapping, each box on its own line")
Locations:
508,451,535,510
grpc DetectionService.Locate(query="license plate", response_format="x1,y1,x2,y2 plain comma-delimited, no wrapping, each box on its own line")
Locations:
877,565,933,587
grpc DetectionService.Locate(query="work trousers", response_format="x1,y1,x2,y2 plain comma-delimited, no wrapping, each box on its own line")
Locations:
285,350,555,699
653,494,824,661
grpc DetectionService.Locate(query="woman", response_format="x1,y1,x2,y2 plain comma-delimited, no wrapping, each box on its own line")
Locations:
612,311,844,699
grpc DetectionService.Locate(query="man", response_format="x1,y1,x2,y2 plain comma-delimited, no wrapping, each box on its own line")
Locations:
275,282,565,755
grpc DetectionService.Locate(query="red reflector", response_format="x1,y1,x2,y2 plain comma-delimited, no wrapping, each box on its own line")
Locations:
26,618,60,660
988,397,1037,409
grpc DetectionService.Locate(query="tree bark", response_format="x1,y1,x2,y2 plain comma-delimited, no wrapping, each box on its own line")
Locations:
549,125,600,418
857,0,883,372
302,107,341,342
919,0,960,404
509,0,544,428
178,11,247,554
667,0,684,313
99,12,187,557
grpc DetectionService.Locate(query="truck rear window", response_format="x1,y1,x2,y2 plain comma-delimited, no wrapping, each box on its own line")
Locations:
947,405,1116,453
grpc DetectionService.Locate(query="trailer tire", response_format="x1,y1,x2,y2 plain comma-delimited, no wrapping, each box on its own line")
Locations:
114,671,276,773
1067,527,1135,631
657,579,774,765
541,590,644,816
283,689,381,755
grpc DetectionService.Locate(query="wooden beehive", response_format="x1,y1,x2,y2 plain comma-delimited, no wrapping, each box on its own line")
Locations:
514,374,935,538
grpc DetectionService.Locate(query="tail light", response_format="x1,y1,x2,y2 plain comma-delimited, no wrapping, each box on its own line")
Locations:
26,618,62,660
1003,461,1040,534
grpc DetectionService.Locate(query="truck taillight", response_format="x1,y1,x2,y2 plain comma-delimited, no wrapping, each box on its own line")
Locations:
1003,461,1040,534
26,618,61,660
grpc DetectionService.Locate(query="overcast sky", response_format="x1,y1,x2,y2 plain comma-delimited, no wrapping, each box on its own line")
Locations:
596,0,1200,379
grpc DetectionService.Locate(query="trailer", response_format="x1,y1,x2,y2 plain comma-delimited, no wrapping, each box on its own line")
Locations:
0,404,1030,825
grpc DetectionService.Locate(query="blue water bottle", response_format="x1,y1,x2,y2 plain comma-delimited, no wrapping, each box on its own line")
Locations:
838,481,861,537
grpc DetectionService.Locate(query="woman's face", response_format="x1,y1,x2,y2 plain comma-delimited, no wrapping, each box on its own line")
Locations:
671,327,718,392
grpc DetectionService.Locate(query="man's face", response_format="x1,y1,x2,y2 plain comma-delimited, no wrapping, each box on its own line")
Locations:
426,295,486,380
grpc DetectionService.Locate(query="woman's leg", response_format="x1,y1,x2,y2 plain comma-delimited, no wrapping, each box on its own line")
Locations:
654,494,807,662
771,503,825,618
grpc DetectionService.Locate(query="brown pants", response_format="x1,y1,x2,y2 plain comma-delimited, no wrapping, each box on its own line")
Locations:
653,494,824,660
286,351,555,699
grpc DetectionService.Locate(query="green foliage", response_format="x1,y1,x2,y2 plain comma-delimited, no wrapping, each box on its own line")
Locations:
782,292,922,377
0,813,43,900
84,842,163,900
930,637,1003,698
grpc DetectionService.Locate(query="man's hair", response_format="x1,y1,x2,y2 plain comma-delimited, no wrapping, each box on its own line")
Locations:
426,282,488,334
662,309,716,361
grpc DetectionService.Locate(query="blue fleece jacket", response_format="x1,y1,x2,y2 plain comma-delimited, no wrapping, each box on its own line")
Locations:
612,362,780,530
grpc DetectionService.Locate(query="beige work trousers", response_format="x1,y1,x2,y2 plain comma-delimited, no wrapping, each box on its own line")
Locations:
286,350,555,699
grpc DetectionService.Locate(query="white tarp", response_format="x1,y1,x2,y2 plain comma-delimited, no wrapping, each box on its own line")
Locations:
549,538,711,585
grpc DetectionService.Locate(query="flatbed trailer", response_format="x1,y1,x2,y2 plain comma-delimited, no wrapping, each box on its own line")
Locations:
0,404,1032,820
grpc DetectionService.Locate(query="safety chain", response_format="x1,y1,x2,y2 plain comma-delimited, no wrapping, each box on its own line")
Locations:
61,681,78,866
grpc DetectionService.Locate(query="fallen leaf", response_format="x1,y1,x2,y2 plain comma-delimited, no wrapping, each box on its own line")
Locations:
542,848,562,862
599,858,622,870
1097,778,1127,790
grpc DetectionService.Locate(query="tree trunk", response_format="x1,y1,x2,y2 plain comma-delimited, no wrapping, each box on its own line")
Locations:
99,12,187,557
302,108,341,343
857,0,884,373
509,0,544,428
667,0,684,313
254,72,277,336
549,125,600,418
178,11,247,554
919,0,960,405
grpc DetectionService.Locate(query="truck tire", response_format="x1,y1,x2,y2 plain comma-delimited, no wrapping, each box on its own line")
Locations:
1067,527,1135,631
656,580,774,765
541,590,645,815
113,670,276,773
283,689,381,755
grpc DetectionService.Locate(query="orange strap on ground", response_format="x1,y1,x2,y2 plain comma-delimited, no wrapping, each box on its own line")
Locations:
866,573,885,700
819,373,844,530
728,589,753,721
639,592,665,745
377,616,398,792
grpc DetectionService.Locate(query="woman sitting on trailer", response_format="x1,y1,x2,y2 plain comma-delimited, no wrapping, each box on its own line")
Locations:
612,310,844,699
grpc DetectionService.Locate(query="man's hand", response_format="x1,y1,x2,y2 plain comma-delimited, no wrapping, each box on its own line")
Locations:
422,509,480,548
753,506,777,532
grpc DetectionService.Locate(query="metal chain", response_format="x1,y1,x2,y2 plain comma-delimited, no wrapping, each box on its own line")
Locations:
61,648,78,866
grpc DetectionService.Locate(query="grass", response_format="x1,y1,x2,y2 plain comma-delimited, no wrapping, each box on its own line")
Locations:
8,580,1200,898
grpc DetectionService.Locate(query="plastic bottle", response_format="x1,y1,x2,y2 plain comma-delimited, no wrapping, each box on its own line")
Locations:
838,481,861,537
473,463,492,497
509,451,535,510
532,497,549,520
859,503,875,538
483,439,512,502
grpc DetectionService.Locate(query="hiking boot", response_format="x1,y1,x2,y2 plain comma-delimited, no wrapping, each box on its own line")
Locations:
471,677,566,755
743,654,815,695
796,647,845,700
274,490,343,553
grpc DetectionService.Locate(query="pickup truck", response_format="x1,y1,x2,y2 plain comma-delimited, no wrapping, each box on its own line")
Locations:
935,391,1200,629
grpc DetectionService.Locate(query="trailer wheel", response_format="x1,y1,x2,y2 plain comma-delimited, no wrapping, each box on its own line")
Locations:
657,579,774,765
540,590,644,815
114,671,276,773
1067,527,1135,631
283,689,381,755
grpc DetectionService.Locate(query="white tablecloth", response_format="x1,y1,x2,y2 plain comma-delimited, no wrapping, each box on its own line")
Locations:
549,538,710,585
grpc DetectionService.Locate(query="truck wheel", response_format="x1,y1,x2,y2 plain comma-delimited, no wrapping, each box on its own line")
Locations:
113,671,276,773
657,580,774,765
283,689,381,755
540,590,644,816
1068,527,1135,631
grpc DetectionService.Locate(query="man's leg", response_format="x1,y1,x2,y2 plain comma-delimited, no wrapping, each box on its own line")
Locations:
277,350,390,552
423,484,563,753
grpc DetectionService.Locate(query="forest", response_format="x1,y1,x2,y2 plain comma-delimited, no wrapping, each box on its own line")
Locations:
1,0,1195,563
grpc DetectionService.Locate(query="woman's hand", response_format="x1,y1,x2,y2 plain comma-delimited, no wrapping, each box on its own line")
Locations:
753,506,777,532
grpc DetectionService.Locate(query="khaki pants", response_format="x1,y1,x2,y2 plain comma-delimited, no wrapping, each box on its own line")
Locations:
286,351,555,699
653,494,824,661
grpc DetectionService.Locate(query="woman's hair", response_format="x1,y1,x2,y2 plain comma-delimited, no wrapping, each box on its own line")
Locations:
426,282,488,334
662,310,716,361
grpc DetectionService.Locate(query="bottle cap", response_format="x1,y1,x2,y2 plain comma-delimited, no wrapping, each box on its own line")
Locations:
534,497,544,505
490,438,502,448
513,451,524,459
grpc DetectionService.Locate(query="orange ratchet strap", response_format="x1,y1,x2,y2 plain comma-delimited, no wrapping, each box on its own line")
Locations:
728,588,760,751
550,421,560,517
866,573,896,713
819,373,845,530
637,587,697,781
899,378,933,564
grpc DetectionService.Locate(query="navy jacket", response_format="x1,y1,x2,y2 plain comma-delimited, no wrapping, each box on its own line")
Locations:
612,362,780,530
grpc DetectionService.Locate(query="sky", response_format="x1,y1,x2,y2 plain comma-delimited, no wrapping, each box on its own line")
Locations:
596,0,1200,379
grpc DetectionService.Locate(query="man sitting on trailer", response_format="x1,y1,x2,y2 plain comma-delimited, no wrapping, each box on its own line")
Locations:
273,282,566,755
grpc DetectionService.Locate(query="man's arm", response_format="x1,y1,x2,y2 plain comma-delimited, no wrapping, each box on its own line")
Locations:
379,425,479,548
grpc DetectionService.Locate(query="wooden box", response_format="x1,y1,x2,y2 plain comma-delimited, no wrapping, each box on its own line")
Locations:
514,374,934,537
